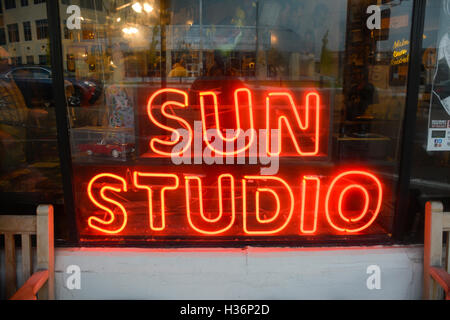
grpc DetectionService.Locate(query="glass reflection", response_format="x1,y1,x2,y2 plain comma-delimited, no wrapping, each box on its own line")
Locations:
59,0,414,242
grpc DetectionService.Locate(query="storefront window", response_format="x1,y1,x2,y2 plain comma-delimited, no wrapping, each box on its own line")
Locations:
59,0,415,245
0,4,64,209
410,0,450,241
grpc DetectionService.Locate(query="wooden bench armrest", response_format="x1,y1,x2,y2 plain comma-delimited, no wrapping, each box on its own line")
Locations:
430,267,450,300
10,270,49,300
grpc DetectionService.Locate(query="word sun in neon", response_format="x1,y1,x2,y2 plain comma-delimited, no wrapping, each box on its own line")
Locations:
147,88,322,168
86,171,383,236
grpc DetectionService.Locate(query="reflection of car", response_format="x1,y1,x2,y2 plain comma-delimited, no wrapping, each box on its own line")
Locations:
1,66,103,107
78,139,135,158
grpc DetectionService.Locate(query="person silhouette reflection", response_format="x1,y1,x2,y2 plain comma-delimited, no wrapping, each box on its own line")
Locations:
189,53,245,215
346,68,378,136
190,52,244,135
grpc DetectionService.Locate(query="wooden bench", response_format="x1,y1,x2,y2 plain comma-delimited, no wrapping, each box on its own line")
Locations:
424,201,450,300
0,205,54,300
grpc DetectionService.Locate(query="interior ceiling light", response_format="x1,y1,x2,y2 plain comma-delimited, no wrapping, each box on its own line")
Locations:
143,3,153,13
132,2,143,13
122,27,139,35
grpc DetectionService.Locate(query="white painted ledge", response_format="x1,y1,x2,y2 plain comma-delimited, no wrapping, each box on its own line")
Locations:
54,245,423,300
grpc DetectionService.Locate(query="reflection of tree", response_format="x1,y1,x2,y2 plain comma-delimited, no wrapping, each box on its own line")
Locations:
231,7,246,27
267,47,284,78
320,30,332,76
147,25,161,75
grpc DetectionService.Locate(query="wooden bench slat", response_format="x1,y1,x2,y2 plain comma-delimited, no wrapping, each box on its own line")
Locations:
0,215,36,233
2,205,54,300
37,205,54,300
443,213,450,232
21,233,32,286
5,233,17,299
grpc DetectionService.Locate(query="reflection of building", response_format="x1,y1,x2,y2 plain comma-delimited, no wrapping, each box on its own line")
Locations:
0,0,106,67
0,0,345,81
0,0,51,65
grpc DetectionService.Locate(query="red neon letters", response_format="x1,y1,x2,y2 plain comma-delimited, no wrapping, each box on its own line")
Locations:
86,170,383,236
87,173,128,234
147,88,322,157
83,89,384,238
185,174,236,235
265,92,320,156
199,88,256,156
300,176,321,234
147,88,192,156
242,176,295,235
133,172,179,231
325,171,383,233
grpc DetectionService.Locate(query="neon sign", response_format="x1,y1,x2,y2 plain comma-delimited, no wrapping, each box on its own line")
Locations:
145,88,322,159
76,88,387,240
84,170,383,236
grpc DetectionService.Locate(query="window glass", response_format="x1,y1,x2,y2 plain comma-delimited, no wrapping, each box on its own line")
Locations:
32,68,51,78
4,0,16,10
23,21,32,41
26,55,34,64
60,0,414,244
7,23,19,42
410,0,450,240
35,19,48,40
0,3,63,211
0,28,6,45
